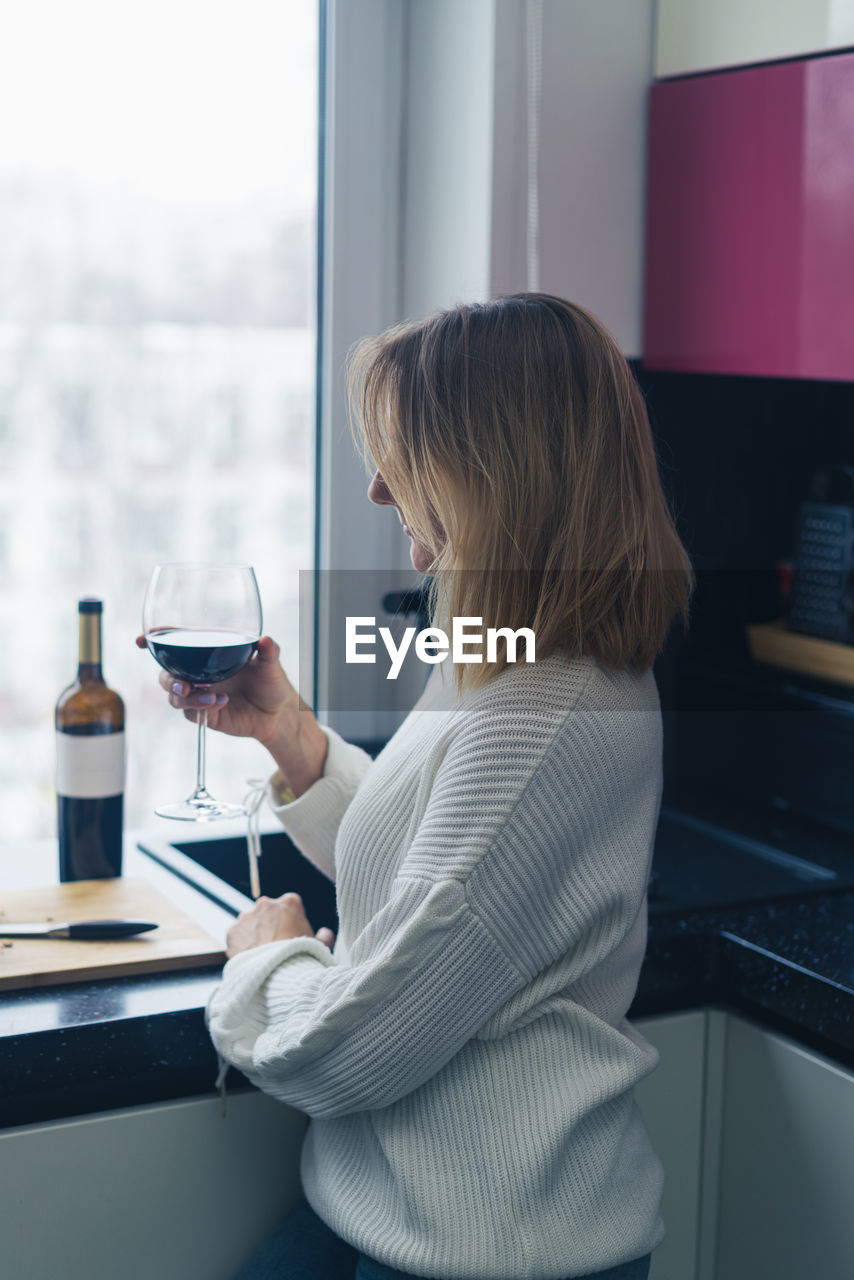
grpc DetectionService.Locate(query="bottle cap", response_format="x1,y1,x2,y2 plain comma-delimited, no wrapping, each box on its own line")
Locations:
78,598,103,614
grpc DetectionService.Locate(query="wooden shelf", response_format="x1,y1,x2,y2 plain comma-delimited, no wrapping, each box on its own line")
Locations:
747,619,854,689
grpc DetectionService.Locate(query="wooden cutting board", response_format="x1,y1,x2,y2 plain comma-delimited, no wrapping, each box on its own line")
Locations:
0,877,226,991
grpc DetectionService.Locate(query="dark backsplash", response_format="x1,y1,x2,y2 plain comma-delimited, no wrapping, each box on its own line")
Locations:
632,363,854,837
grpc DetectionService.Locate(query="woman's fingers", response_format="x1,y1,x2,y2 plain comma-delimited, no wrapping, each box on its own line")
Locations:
143,634,293,746
155,668,228,709
169,688,229,709
255,636,280,662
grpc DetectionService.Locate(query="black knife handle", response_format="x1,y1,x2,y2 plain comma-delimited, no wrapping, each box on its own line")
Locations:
65,920,158,940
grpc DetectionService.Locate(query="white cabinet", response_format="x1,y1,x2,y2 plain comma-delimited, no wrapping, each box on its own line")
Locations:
715,1016,854,1280
0,1090,307,1280
7,1011,854,1280
655,0,854,78
635,1010,716,1280
636,1008,854,1280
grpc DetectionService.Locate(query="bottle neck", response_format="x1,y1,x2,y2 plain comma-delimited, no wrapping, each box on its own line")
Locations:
78,612,103,681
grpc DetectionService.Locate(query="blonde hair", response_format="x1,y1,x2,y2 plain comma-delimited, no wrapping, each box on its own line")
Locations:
349,293,694,689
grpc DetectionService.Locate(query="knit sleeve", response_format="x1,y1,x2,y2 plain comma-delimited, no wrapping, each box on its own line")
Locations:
205,875,525,1118
265,726,374,882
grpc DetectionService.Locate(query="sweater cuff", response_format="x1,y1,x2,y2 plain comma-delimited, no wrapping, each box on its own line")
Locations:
206,937,334,1074
223,934,334,981
265,727,374,881
204,936,335,1034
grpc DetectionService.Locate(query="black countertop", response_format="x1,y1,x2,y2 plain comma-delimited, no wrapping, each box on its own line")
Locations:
2,815,854,1130
638,890,854,1069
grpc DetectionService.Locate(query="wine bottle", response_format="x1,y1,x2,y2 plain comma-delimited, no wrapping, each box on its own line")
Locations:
55,599,125,880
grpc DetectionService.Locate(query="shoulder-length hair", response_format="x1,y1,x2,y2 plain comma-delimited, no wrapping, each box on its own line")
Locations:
348,292,693,690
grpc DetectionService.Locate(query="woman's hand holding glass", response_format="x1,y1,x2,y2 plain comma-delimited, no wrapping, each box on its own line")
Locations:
137,632,328,798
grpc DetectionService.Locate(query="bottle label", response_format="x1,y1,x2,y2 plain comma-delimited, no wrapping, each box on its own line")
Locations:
56,731,126,799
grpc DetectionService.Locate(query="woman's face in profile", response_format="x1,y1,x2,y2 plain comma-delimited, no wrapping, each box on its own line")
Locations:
367,471,438,574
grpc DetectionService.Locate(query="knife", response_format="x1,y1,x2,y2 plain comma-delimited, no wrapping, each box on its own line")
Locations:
0,919,159,940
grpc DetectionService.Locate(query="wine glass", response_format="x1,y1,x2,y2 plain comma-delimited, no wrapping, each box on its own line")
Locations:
143,563,263,821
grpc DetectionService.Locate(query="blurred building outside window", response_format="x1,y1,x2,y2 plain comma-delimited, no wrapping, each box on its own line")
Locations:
0,0,318,840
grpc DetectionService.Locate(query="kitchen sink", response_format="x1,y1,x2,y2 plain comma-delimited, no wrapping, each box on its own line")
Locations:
648,807,840,915
138,828,339,929
139,803,845,930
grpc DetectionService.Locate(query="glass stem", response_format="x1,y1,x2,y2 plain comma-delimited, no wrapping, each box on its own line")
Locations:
193,707,209,799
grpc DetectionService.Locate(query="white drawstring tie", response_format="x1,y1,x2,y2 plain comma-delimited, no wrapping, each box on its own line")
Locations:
242,777,267,900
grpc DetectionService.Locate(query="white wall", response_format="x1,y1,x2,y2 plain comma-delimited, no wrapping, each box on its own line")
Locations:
491,0,655,355
320,0,656,732
654,0,854,78
320,0,499,737
402,0,495,318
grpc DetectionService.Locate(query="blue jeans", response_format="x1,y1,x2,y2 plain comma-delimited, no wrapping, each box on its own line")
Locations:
233,1195,652,1280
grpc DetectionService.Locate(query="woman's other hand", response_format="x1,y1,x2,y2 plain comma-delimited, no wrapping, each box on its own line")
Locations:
136,634,328,796
225,893,335,958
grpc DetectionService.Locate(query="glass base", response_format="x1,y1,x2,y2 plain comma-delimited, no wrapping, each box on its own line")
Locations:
155,795,246,822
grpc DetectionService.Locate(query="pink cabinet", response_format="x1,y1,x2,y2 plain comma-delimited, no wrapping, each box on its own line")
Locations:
643,52,854,380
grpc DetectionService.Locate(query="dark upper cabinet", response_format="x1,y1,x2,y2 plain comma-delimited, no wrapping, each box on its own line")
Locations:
643,52,854,380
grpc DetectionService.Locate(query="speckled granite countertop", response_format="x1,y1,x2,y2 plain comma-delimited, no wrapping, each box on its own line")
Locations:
634,889,854,1070
2,815,854,1130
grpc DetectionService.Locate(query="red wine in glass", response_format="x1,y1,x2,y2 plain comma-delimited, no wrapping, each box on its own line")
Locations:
143,564,262,821
146,629,259,685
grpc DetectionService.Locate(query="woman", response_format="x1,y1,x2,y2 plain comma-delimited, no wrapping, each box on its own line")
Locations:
166,294,693,1279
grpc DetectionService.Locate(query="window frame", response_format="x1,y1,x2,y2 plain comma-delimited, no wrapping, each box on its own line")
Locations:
314,0,414,743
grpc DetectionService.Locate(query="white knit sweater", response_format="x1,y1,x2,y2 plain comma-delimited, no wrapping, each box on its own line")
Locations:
206,653,666,1280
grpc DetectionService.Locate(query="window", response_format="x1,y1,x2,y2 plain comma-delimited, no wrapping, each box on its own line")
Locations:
0,0,318,838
